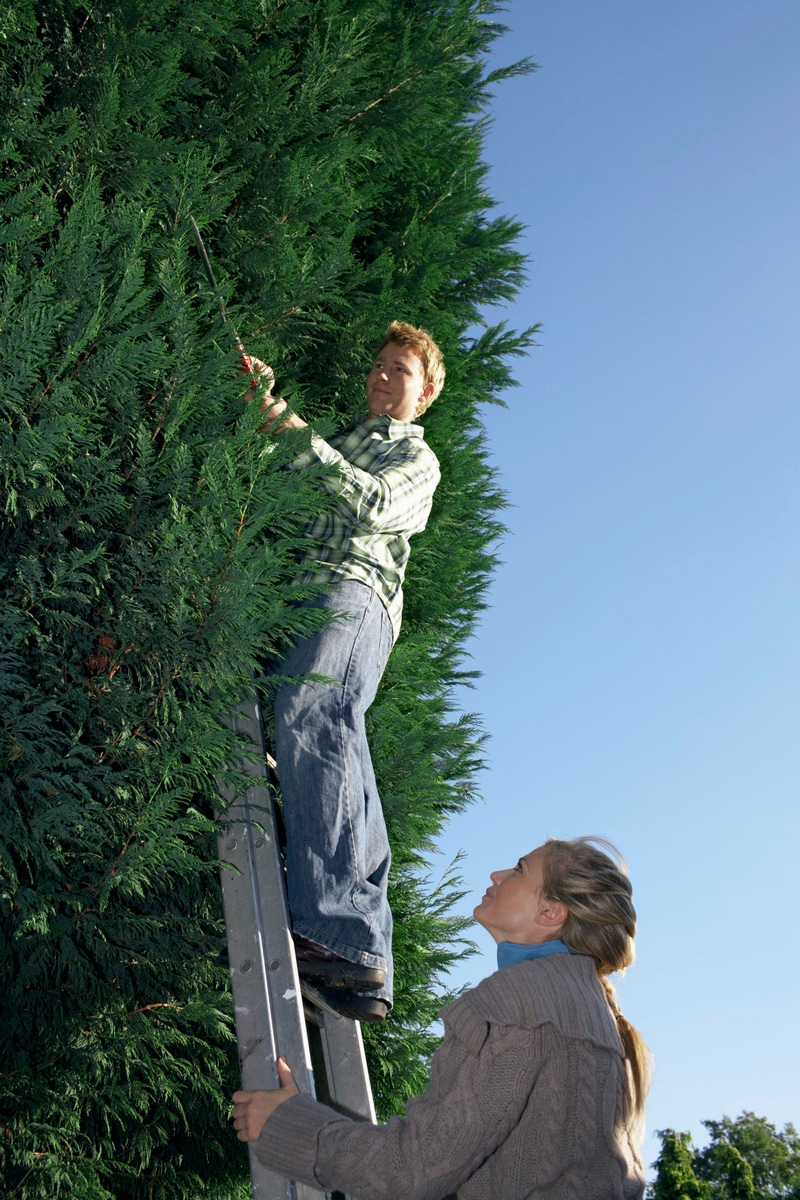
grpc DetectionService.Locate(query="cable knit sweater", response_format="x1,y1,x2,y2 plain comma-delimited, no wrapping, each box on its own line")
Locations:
254,953,646,1199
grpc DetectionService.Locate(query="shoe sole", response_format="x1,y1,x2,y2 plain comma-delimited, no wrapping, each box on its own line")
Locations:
297,960,386,990
315,986,390,1023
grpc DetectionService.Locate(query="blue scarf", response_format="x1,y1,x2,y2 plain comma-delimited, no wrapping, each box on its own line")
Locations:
497,938,572,971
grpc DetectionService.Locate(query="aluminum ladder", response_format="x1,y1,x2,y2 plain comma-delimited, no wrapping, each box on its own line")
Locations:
216,689,376,1199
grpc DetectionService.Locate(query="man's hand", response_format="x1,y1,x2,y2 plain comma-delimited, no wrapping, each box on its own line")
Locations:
241,354,307,435
258,393,307,434
241,353,275,397
231,1057,300,1142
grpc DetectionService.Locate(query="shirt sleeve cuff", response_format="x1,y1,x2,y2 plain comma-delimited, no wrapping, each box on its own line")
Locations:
252,1093,345,1187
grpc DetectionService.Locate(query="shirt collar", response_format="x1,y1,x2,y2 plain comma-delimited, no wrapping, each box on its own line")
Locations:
497,939,572,971
358,413,424,438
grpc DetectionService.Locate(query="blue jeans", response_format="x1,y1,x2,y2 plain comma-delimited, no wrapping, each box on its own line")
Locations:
273,580,395,1003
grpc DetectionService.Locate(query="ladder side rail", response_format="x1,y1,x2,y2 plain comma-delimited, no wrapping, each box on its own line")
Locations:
312,1013,377,1125
218,692,324,1200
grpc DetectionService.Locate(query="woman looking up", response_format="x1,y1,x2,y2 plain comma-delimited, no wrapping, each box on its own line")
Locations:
232,836,650,1199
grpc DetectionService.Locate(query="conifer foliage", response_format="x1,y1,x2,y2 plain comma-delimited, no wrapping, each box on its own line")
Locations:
1,1,536,1195
649,1115,800,1199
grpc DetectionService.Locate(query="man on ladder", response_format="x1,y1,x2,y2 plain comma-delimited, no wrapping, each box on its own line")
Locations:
245,321,444,1024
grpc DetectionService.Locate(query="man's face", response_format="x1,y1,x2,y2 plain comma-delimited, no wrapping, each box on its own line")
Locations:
366,342,434,422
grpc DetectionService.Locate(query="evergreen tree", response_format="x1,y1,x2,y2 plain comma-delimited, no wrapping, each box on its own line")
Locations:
1,1,537,1195
650,1117,800,1200
695,1114,800,1199
697,1144,756,1200
649,1130,713,1200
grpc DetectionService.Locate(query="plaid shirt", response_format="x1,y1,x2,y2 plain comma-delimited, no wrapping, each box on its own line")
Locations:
291,414,440,640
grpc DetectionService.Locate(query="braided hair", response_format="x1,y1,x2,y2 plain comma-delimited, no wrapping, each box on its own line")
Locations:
540,837,651,1116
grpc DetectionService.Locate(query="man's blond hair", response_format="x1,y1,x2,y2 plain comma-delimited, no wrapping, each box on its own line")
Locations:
375,321,445,413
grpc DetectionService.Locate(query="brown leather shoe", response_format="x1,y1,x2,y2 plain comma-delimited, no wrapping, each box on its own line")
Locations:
315,985,391,1023
292,935,386,990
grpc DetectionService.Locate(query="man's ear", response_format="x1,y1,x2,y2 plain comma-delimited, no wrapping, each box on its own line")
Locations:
416,381,435,415
538,898,568,930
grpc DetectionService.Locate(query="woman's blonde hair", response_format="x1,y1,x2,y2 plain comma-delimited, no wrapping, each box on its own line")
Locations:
539,836,651,1117
375,320,445,411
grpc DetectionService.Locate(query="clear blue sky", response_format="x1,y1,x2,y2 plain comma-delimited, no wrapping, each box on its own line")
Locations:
433,0,800,1178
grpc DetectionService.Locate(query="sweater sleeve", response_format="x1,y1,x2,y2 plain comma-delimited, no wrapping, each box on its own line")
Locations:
292,432,440,536
253,1011,543,1200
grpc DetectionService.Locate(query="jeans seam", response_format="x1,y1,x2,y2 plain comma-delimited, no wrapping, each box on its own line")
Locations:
338,593,370,922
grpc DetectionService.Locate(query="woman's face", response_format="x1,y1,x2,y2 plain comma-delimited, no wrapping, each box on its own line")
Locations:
473,847,566,945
